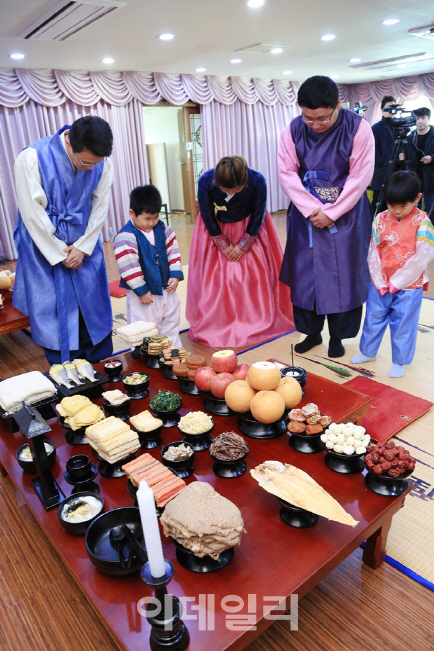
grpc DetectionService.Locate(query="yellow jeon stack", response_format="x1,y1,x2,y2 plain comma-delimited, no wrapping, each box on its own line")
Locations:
86,416,140,463
56,395,105,430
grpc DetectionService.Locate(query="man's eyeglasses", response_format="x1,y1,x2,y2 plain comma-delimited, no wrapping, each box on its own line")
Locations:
74,151,107,167
302,108,336,125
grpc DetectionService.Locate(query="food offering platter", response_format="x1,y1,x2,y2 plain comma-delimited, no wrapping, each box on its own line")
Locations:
0,354,413,651
0,394,58,431
45,370,108,398
237,410,287,439
197,388,232,416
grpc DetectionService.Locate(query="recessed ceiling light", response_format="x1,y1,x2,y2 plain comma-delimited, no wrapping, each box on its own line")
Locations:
196,67,206,72
321,34,336,41
283,70,293,75
247,0,264,6
270,48,283,54
10,53,25,60
159,33,174,41
396,64,406,68
330,74,339,79
102,57,114,64
349,58,361,63
383,18,400,25
230,58,242,63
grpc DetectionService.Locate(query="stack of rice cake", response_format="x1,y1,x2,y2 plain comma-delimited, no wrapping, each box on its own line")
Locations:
122,453,186,507
57,395,105,431
86,416,140,463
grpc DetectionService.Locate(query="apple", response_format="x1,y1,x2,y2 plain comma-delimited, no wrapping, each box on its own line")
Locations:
194,366,216,392
232,364,250,381
211,350,238,373
210,372,235,399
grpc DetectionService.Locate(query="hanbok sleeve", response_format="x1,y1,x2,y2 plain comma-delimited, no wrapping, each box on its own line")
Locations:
197,173,231,251
277,125,323,218
14,148,67,266
367,218,387,291
74,158,114,255
165,226,184,280
322,119,375,221
390,217,434,290
113,230,149,296
237,172,267,251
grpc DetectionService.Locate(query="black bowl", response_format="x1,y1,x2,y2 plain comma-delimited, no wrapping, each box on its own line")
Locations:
102,396,131,421
209,440,249,478
277,497,318,528
180,378,200,396
131,424,163,449
238,411,286,440
146,354,161,369
364,461,413,496
126,470,179,516
288,430,326,454
197,389,232,416
58,492,104,535
178,418,215,451
16,438,56,473
66,454,92,480
149,395,183,428
324,447,366,474
171,538,234,573
98,453,137,478
162,365,178,381
161,441,195,478
85,506,146,575
58,416,89,445
103,359,123,383
122,373,150,400
280,366,307,388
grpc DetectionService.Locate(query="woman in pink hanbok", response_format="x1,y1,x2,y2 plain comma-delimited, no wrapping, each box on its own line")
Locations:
187,156,294,347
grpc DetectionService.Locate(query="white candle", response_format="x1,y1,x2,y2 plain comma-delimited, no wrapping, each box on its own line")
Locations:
137,480,166,578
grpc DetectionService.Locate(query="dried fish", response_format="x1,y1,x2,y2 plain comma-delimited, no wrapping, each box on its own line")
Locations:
49,364,73,389
62,362,84,386
73,359,97,383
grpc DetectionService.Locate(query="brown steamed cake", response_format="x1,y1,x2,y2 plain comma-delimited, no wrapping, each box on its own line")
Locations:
172,363,189,378
159,482,245,559
186,354,206,370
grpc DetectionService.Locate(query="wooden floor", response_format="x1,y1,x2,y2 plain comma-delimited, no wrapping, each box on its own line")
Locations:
0,213,433,651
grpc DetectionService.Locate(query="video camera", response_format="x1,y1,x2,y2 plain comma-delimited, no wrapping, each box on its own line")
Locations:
382,104,416,129
353,101,367,115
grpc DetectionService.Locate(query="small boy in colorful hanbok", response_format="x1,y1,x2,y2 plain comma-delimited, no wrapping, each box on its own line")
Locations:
352,171,434,377
114,185,184,347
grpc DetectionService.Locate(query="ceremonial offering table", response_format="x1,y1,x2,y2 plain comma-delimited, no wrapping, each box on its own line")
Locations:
0,293,30,335
0,354,412,651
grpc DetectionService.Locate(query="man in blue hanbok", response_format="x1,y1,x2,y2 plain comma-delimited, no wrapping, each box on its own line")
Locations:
13,115,114,364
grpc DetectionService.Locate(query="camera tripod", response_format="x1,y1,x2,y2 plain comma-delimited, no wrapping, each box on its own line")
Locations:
373,130,411,219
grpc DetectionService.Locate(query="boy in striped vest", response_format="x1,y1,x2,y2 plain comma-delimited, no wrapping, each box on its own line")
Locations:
114,185,184,346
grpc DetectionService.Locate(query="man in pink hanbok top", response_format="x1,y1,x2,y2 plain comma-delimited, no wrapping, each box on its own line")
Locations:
278,76,374,357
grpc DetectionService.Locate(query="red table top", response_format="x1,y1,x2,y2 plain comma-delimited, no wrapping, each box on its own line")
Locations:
0,293,30,335
0,353,411,651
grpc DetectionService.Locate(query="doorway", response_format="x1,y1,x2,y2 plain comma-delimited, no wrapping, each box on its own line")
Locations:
142,105,201,221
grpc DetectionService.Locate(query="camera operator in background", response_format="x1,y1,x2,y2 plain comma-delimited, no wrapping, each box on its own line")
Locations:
399,107,434,221
370,96,397,213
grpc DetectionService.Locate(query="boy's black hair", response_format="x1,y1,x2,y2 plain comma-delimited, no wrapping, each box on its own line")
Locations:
384,171,421,205
381,95,396,109
297,76,339,110
130,185,162,216
68,116,113,157
414,106,431,119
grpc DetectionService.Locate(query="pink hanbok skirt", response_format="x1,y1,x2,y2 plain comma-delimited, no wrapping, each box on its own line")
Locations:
186,212,294,347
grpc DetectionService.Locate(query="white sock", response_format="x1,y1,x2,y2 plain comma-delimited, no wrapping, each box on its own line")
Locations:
389,364,404,378
351,354,376,364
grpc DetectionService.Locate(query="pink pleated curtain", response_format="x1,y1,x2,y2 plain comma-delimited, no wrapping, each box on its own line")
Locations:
1,68,434,260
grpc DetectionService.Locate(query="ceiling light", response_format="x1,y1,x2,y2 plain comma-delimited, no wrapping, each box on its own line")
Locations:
230,58,242,63
270,48,283,54
321,34,336,41
102,57,114,64
383,18,400,26
159,33,174,41
331,75,339,79
283,70,292,75
396,64,406,68
196,67,206,72
247,0,264,6
349,58,361,63
10,53,25,60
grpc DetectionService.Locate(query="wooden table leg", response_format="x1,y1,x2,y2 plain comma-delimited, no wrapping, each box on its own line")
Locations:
0,460,8,477
363,518,392,569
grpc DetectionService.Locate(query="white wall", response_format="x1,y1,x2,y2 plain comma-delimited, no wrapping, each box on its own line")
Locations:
142,107,184,211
